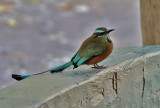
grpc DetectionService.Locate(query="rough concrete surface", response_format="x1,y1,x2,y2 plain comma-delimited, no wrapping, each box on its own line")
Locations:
0,46,160,108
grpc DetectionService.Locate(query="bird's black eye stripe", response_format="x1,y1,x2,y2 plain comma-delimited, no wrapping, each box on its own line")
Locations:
93,32,105,38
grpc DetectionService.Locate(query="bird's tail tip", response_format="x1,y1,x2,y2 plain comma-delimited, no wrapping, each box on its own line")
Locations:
12,74,23,81
12,74,31,81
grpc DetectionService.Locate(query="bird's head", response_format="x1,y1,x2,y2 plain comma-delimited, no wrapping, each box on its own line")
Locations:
92,27,115,42
93,27,115,37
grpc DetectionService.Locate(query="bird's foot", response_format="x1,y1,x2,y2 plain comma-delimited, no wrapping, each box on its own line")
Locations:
91,64,108,69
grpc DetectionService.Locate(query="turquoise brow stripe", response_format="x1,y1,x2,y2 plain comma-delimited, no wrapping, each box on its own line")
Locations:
94,30,104,33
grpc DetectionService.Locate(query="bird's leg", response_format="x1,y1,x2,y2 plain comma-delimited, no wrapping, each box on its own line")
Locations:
91,64,107,69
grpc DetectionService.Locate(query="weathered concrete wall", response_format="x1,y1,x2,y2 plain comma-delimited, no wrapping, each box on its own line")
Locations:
0,46,160,108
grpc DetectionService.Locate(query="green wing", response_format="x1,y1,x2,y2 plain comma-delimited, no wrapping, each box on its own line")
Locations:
78,41,105,58
71,41,105,67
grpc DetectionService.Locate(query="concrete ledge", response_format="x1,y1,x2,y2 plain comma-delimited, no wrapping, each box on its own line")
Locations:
0,46,160,108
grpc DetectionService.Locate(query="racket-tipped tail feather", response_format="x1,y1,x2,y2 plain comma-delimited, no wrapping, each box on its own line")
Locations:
12,74,32,81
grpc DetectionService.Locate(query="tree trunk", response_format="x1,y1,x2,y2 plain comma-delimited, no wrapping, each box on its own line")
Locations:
140,0,160,45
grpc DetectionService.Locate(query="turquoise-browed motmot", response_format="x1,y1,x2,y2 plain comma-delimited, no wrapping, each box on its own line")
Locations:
12,27,114,81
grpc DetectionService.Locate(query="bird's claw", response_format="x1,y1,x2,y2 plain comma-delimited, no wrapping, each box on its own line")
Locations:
91,64,108,69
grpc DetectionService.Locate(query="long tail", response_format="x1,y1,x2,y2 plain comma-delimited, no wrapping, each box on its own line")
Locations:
12,61,73,81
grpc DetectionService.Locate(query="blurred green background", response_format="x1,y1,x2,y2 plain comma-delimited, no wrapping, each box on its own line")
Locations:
0,0,141,89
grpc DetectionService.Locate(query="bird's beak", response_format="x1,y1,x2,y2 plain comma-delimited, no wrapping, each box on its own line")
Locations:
106,29,115,34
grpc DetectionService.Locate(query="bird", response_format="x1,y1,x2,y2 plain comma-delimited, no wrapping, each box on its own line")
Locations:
12,27,114,81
